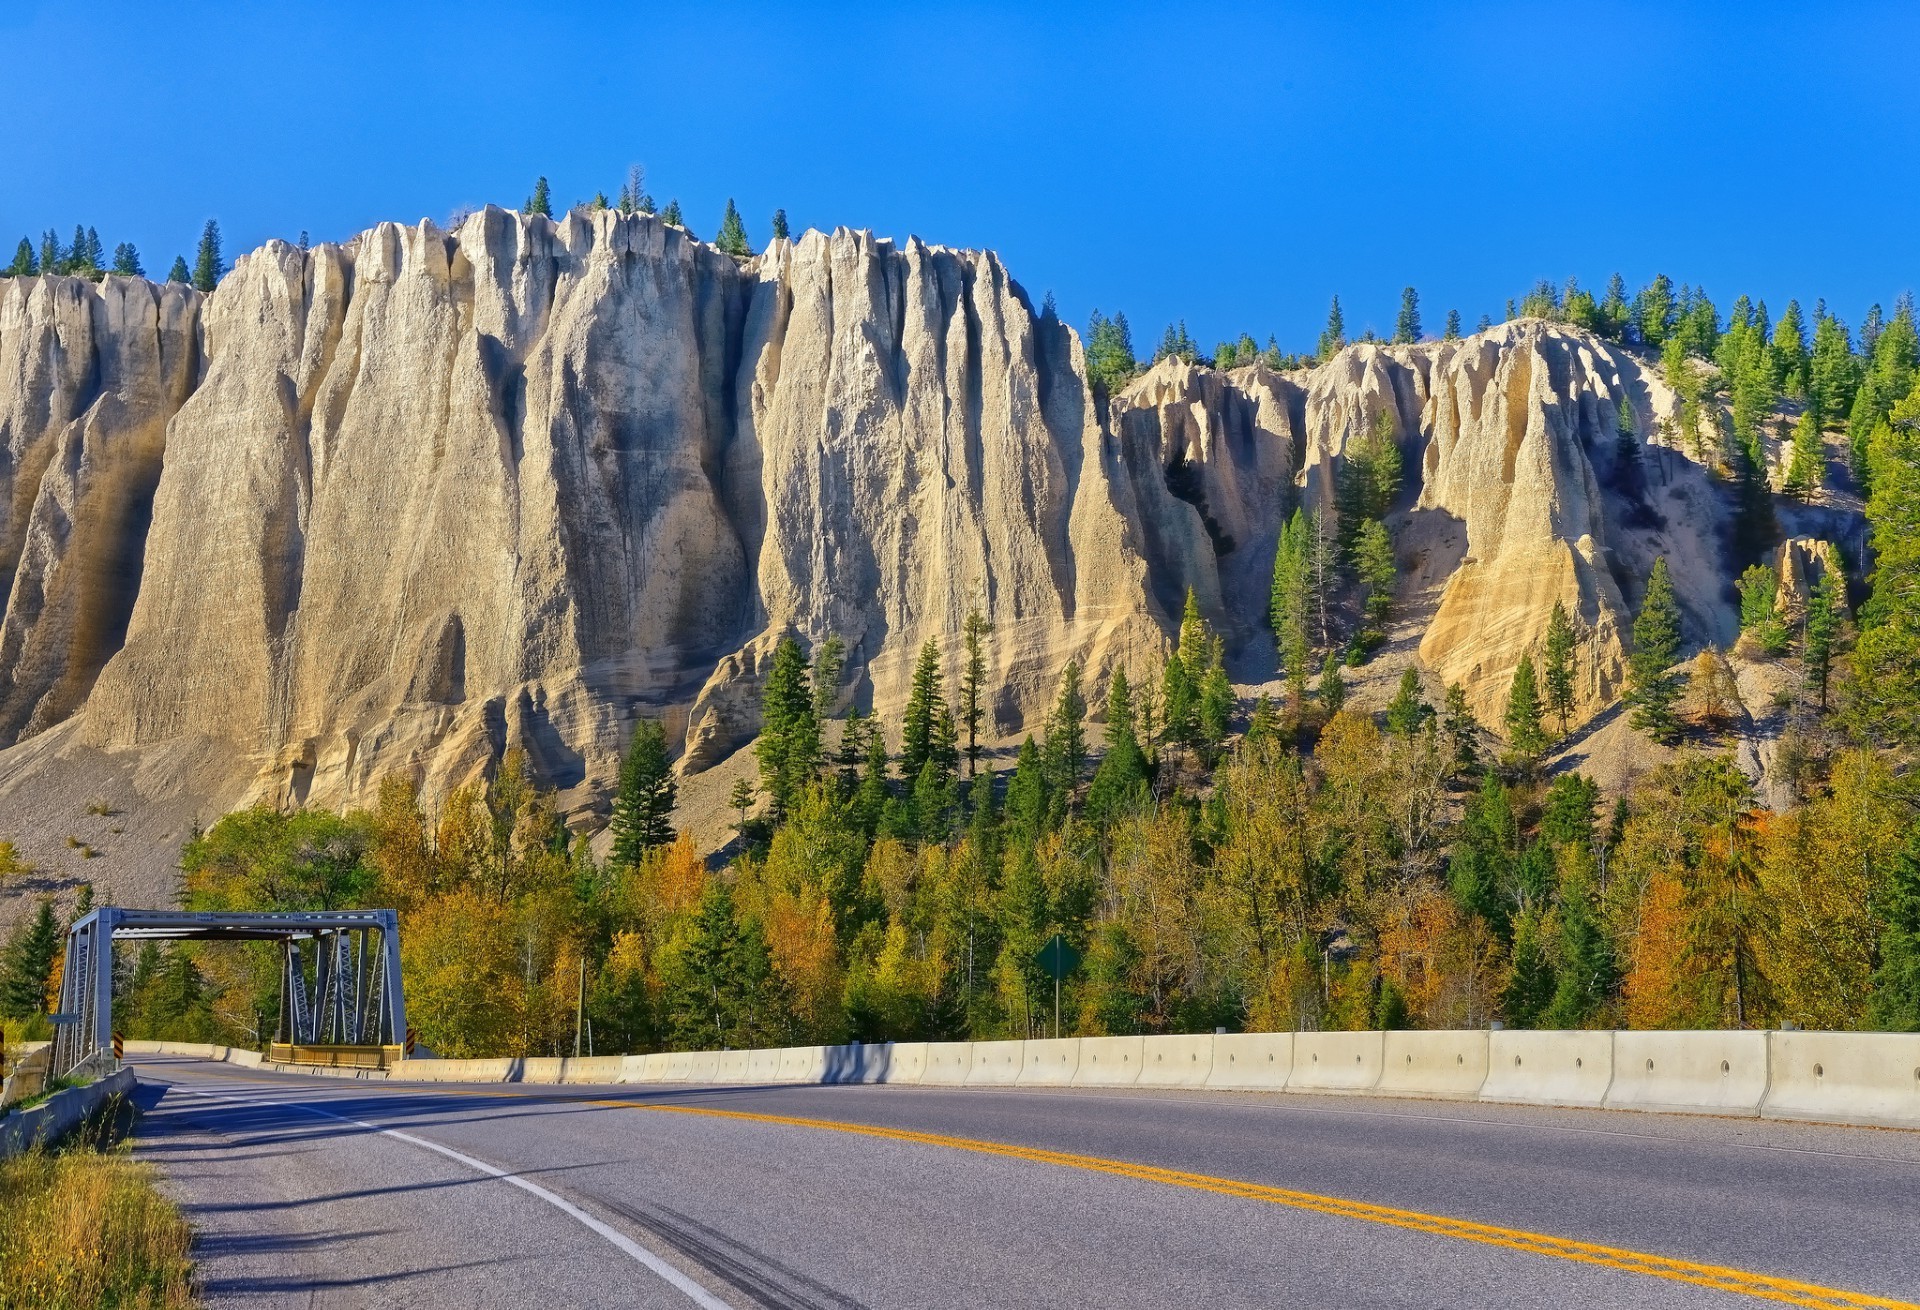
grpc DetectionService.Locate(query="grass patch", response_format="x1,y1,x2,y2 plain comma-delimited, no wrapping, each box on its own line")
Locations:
0,1116,197,1308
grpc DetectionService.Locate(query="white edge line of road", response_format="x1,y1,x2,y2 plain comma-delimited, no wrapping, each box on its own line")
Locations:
174,1084,732,1310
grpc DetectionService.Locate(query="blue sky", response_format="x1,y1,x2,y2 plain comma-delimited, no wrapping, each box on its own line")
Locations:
4,1,1914,352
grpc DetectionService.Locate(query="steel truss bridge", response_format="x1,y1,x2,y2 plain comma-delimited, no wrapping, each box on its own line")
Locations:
52,908,407,1076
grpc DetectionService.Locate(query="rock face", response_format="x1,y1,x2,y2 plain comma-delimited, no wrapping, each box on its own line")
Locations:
0,274,199,746
0,210,1779,850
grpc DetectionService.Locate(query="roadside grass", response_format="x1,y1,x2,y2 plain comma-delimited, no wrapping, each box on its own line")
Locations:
0,1105,197,1309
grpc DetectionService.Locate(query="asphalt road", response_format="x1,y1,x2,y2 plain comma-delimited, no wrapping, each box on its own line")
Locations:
129,1054,1920,1308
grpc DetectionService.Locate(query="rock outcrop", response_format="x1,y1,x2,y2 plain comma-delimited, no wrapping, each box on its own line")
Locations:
0,209,1804,866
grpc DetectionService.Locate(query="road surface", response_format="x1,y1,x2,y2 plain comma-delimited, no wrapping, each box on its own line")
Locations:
129,1054,1920,1308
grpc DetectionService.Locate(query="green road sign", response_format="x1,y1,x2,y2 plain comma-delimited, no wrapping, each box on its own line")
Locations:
1036,933,1080,981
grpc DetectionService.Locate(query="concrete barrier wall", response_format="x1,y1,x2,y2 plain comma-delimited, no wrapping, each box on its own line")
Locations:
1379,1031,1489,1099
1074,1036,1144,1086
520,1058,566,1084
1206,1033,1292,1089
1138,1034,1214,1087
1606,1031,1768,1115
1,1067,136,1159
1016,1038,1081,1086
878,1042,928,1085
1763,1031,1920,1128
110,1029,1920,1132
921,1042,975,1086
966,1039,1026,1087
1290,1031,1384,1092
1482,1031,1613,1105
777,1047,827,1084
819,1044,888,1084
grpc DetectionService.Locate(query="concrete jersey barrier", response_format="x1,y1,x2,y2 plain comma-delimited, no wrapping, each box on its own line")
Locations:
106,1028,1920,1133
921,1042,975,1086
1482,1031,1614,1105
1290,1031,1384,1092
1762,1031,1920,1128
1206,1032,1292,1089
1017,1038,1081,1086
877,1042,928,1084
966,1040,1026,1086
1606,1031,1768,1115
1073,1036,1144,1087
1138,1034,1214,1087
1378,1030,1489,1098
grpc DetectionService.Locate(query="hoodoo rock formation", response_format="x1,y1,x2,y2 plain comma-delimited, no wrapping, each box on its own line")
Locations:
0,206,1815,888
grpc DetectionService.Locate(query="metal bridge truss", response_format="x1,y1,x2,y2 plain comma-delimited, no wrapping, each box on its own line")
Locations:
52,909,407,1076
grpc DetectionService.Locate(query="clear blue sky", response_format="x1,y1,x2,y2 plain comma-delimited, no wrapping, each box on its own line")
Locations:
4,1,1914,352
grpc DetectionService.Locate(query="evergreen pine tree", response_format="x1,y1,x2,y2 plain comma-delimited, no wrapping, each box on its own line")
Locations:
1003,735,1050,846
755,637,818,819
1085,670,1150,827
1542,600,1577,735
191,219,223,292
610,720,677,863
0,900,59,1016
1869,825,1920,1032
39,231,61,275
662,199,684,228
1627,557,1684,743
1269,510,1312,702
1353,518,1396,638
1505,652,1548,761
1161,651,1195,755
1803,567,1843,710
1041,662,1087,803
1245,694,1278,743
1773,299,1810,396
1636,273,1675,347
1601,273,1630,340
1476,313,1493,333
1809,310,1859,426
1783,408,1825,499
524,176,552,217
856,729,892,832
1393,286,1421,344
6,238,35,277
68,224,90,274
1197,641,1234,763
619,164,646,215
716,199,750,256
1443,308,1461,340
960,609,992,776
1737,565,1789,654
1383,669,1430,736
110,242,143,276
166,255,190,283
901,639,948,781
771,208,790,242
727,777,756,839
1502,909,1557,1027
810,634,846,725
1319,650,1345,715
1317,295,1346,360
1442,682,1477,769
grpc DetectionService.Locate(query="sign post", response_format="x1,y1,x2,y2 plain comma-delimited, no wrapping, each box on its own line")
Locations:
1034,934,1080,1039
